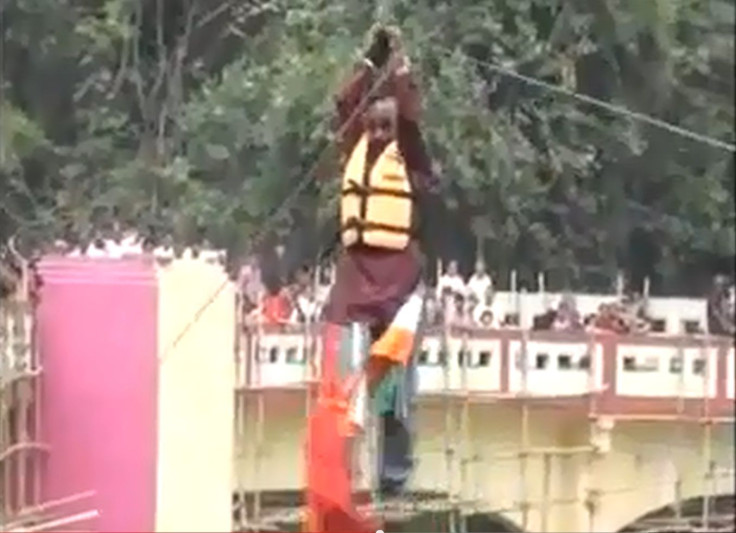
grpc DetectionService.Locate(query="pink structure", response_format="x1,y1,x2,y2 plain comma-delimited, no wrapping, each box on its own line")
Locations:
36,258,158,532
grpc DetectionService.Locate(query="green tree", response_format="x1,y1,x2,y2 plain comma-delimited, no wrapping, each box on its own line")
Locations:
1,0,733,294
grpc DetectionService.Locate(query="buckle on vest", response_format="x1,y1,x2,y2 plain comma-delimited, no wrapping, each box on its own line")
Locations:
343,216,363,230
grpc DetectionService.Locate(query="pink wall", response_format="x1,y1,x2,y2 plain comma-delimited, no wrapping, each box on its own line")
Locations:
37,258,158,532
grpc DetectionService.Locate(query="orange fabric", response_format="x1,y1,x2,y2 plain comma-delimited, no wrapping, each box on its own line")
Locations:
305,324,379,533
261,291,291,324
370,325,414,365
305,399,375,533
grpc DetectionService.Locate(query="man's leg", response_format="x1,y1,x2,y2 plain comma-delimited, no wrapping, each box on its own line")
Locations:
374,356,418,496
370,293,425,496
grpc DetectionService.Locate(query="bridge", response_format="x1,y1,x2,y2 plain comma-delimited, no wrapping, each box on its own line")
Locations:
234,326,735,533
1,257,734,532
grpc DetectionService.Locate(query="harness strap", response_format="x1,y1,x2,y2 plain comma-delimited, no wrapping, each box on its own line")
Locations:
342,178,415,199
341,216,416,236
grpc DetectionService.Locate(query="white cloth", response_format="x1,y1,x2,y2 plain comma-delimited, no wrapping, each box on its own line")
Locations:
348,289,424,431
437,273,465,296
467,273,492,300
292,294,319,323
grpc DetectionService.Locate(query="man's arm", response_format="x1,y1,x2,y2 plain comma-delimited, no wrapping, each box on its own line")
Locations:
334,63,374,157
394,73,445,260
394,66,422,124
333,26,395,156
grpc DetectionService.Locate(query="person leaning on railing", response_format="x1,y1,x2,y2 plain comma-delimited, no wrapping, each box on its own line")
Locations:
708,275,735,336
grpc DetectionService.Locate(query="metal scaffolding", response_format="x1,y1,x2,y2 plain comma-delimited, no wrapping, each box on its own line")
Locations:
0,262,99,533
233,290,734,533
0,264,45,527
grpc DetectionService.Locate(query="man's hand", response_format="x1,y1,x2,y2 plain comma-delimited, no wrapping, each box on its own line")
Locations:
364,24,393,70
387,49,410,76
364,24,408,71
384,26,410,75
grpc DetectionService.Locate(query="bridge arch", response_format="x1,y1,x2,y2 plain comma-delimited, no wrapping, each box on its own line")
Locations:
616,493,735,533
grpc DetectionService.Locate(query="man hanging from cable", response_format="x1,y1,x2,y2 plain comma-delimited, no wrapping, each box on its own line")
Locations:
305,24,443,532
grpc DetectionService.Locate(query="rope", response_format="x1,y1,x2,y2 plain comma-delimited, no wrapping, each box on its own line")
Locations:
435,46,736,153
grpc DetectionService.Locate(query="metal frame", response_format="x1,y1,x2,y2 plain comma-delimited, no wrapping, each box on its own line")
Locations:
0,265,45,527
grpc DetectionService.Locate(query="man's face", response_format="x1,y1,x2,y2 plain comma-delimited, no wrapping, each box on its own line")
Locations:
364,98,398,144
448,261,458,275
475,261,485,275
296,268,310,288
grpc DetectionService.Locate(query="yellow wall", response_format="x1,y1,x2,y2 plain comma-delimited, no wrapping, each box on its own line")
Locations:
156,260,236,532
233,392,735,532
583,421,734,532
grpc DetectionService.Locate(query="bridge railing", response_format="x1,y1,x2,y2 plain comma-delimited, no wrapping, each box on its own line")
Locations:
235,322,735,417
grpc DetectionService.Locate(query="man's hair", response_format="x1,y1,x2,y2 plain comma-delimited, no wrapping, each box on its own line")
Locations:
367,89,398,108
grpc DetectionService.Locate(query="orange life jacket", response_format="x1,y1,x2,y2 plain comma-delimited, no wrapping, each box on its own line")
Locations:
340,134,414,250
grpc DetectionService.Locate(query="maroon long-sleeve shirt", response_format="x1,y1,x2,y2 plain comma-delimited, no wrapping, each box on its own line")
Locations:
322,64,440,333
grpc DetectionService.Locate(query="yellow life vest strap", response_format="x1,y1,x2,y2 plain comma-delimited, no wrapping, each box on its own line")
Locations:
342,216,417,237
341,178,416,200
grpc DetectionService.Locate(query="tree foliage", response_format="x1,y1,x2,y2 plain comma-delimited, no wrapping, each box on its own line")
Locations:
1,0,734,294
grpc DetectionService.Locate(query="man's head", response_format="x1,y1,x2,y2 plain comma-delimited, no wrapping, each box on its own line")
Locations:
295,265,311,289
447,260,459,275
474,260,485,275
364,96,398,144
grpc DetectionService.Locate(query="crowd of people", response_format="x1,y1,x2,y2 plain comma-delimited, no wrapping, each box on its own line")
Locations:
45,229,226,265
2,232,734,337
235,255,736,336
426,260,656,333
530,293,652,334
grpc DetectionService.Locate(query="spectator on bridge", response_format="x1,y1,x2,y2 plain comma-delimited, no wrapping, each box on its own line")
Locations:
467,292,480,317
261,286,292,326
85,234,108,258
707,275,735,336
447,292,473,327
292,285,320,324
290,266,320,324
437,260,465,297
467,260,493,302
119,229,144,256
238,255,263,315
592,303,628,334
423,293,442,327
50,239,71,255
153,234,175,261
552,294,582,331
533,308,556,330
65,235,85,257
474,305,495,328
619,292,652,334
